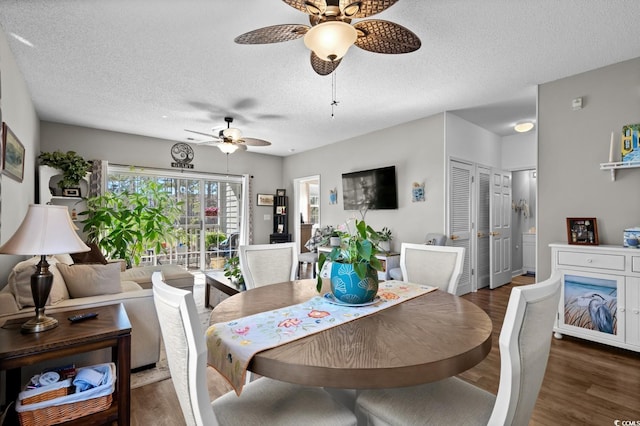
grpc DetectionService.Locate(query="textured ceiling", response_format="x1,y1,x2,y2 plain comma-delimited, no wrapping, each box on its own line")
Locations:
1,1,640,156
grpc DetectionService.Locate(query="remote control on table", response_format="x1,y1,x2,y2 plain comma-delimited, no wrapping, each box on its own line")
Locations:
68,312,98,322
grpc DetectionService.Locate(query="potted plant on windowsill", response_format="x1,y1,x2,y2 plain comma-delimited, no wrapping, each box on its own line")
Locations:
316,219,384,304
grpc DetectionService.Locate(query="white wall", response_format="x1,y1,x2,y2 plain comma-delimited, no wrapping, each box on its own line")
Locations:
446,113,502,168
0,30,40,284
40,122,284,244
283,114,446,252
502,131,537,170
538,57,640,279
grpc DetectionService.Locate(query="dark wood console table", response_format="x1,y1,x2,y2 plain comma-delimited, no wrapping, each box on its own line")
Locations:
0,303,131,425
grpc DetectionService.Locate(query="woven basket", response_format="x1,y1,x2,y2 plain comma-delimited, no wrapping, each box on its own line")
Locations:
20,387,69,406
18,394,112,426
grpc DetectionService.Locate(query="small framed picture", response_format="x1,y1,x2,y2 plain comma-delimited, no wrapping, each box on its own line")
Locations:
276,189,286,197
566,217,599,245
2,122,25,183
257,193,274,206
62,188,81,197
277,224,284,233
276,206,286,215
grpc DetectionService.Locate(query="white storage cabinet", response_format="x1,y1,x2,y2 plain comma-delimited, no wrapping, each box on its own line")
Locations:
550,243,640,352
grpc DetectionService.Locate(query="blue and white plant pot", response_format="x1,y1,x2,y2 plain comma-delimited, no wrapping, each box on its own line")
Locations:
330,263,379,304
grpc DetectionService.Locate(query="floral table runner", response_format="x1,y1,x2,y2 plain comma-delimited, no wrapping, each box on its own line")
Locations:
205,280,436,395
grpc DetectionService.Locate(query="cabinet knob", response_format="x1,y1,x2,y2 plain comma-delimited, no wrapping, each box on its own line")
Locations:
633,309,640,315
586,258,593,263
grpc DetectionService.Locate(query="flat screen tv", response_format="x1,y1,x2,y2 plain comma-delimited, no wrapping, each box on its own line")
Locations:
342,166,398,210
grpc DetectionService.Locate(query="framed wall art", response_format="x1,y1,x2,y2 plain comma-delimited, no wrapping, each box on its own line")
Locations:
276,188,286,197
257,193,274,206
2,122,25,183
566,217,599,245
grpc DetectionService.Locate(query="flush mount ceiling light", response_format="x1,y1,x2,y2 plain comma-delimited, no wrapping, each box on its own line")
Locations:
514,121,535,133
234,0,421,75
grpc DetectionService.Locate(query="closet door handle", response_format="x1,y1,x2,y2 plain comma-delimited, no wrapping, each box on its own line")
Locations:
490,231,500,237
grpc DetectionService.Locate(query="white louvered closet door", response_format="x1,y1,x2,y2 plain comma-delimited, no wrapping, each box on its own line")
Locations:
476,167,491,289
449,161,473,295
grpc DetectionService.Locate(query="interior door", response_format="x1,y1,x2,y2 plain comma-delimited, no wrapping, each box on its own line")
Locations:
490,169,512,289
449,161,473,295
476,166,491,289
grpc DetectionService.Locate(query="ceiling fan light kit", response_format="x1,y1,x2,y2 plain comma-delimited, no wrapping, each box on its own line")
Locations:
185,116,271,154
304,21,358,61
235,0,421,75
217,143,239,154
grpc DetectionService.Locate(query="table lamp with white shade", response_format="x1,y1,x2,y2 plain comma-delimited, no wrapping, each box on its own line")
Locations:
0,204,90,333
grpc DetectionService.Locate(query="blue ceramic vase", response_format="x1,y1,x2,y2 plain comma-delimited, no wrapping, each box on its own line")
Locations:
330,262,379,304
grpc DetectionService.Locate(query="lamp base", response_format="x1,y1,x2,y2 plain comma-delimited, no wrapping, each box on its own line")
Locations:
21,315,59,333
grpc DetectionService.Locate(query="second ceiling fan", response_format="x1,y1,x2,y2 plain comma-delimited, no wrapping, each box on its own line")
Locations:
185,117,271,154
234,0,421,75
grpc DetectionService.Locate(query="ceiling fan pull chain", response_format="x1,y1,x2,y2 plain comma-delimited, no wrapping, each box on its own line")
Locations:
331,69,339,118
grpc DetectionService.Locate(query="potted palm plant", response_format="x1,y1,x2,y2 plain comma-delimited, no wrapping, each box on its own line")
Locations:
316,219,384,304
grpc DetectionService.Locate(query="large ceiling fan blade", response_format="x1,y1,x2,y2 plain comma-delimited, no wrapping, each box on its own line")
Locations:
283,0,327,15
310,51,342,75
235,24,309,44
341,0,398,18
185,129,220,139
354,20,421,54
240,138,272,147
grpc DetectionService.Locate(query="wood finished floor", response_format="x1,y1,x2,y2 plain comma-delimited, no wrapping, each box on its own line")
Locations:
131,273,640,425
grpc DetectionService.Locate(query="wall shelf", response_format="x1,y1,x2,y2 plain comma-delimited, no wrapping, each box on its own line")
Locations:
600,161,640,181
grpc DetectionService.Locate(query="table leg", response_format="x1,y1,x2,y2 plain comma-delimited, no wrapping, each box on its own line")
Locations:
115,334,131,426
205,279,211,309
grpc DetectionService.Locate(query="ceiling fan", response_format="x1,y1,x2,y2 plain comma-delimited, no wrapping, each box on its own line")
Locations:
185,117,272,154
234,0,421,75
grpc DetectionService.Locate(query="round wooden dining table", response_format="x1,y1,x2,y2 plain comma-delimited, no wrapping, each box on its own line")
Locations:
209,279,492,389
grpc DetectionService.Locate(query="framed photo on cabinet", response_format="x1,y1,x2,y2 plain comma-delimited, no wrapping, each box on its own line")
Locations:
566,217,599,245
276,188,286,197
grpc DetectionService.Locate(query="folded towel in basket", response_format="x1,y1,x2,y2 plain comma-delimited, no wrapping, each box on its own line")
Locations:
73,365,107,392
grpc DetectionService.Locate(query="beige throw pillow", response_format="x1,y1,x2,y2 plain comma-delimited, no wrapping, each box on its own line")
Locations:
8,256,70,309
57,263,122,298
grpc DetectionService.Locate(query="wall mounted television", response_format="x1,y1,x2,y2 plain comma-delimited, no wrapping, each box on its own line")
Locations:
342,165,398,210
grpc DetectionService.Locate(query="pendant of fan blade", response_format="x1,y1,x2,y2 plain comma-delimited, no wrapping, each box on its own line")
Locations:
184,129,220,139
310,52,342,75
234,24,309,44
239,138,272,147
354,19,421,54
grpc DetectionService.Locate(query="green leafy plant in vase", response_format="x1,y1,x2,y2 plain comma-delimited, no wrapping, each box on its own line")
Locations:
224,256,245,289
316,219,384,304
39,150,91,191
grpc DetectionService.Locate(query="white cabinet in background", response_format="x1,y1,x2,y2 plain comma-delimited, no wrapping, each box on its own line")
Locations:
522,233,536,274
550,243,640,352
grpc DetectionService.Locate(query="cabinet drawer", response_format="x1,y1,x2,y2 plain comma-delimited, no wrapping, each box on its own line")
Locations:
632,257,640,273
557,251,625,271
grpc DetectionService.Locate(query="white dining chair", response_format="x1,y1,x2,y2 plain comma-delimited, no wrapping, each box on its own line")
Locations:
355,271,562,426
238,242,298,290
400,243,465,294
151,272,357,426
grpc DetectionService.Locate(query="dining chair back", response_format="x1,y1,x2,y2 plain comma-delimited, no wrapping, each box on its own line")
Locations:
152,272,357,426
239,243,298,289
355,271,562,426
400,243,465,294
